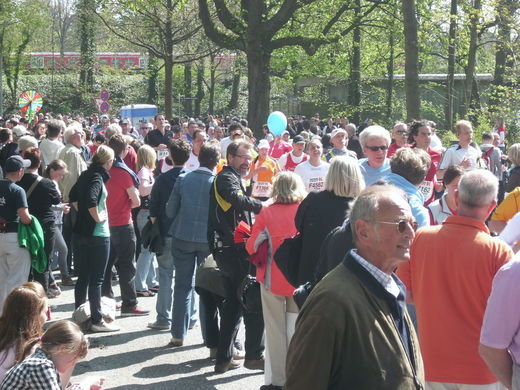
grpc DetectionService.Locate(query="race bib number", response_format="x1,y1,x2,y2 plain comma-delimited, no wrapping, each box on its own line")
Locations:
308,177,325,192
252,181,272,198
157,149,169,160
418,180,434,201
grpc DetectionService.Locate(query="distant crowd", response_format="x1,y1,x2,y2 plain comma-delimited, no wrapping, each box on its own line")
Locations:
0,110,519,390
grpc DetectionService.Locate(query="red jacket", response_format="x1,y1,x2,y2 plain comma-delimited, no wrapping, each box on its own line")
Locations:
246,202,299,296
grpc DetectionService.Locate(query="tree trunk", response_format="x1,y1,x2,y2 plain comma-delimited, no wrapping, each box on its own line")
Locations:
228,67,240,112
183,63,193,117
401,0,421,121
208,55,216,115
461,0,481,118
78,0,95,89
446,0,457,130
147,52,159,105
489,0,516,109
386,31,395,121
194,59,204,118
247,49,271,138
348,0,362,125
164,57,174,119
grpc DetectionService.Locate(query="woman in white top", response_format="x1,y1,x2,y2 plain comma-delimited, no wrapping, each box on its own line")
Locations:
135,145,159,296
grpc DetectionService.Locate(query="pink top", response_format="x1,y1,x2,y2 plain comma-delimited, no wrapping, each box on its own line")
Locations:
269,141,293,159
137,167,155,197
480,255,520,364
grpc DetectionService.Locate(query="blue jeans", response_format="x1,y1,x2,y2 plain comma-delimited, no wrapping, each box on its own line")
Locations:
135,210,157,291
171,238,209,340
74,235,110,324
155,237,174,326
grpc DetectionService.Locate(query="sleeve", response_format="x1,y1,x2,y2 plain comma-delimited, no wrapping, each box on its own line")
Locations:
85,175,102,209
498,212,520,246
15,185,28,210
148,176,162,218
480,260,520,349
246,209,267,255
491,191,518,222
165,175,182,219
438,148,453,170
29,361,62,390
285,301,340,390
44,179,61,205
294,193,311,232
216,173,262,214
138,169,154,197
278,153,288,170
505,170,520,193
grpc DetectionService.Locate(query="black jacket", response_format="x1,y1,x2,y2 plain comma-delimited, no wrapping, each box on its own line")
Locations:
208,165,262,251
69,164,110,236
294,190,353,285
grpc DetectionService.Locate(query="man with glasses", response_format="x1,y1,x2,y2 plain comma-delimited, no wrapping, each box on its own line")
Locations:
358,125,392,186
286,185,424,389
398,169,513,390
208,140,265,374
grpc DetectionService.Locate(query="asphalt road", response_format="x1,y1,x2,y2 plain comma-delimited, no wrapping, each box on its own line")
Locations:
50,275,264,390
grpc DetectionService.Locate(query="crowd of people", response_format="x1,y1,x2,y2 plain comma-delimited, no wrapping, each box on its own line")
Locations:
0,110,519,390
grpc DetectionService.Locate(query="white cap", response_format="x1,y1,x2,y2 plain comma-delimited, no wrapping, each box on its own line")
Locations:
258,139,270,149
330,128,347,138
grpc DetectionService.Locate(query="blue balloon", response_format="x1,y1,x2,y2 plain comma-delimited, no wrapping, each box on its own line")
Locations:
267,111,287,136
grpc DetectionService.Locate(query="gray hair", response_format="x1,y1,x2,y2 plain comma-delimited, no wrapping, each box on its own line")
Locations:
63,123,84,143
508,143,520,166
458,169,498,208
105,124,122,140
345,123,357,135
359,125,391,148
349,184,407,243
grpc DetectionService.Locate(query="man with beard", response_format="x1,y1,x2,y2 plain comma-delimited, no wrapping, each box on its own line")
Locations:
208,140,265,373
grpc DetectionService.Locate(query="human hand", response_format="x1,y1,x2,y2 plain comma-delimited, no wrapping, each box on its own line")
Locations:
63,203,71,214
158,144,168,150
461,158,471,168
98,210,107,222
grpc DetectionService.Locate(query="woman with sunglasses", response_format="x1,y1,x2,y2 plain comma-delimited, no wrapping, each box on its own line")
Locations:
358,125,392,185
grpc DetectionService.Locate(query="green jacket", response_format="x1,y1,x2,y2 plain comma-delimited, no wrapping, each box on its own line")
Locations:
18,216,47,273
286,253,425,390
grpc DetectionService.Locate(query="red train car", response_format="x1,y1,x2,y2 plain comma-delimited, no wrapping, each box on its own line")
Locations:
29,52,148,70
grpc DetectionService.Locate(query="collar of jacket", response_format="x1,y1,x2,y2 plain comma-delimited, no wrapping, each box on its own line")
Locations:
88,163,110,182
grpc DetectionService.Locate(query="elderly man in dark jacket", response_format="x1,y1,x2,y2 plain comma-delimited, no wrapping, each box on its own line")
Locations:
207,140,265,374
286,185,425,390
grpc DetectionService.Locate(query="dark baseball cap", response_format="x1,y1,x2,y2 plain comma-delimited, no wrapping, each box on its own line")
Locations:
119,119,129,125
293,135,306,144
5,155,31,172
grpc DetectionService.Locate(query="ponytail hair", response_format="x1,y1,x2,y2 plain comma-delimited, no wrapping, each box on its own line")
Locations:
23,320,88,361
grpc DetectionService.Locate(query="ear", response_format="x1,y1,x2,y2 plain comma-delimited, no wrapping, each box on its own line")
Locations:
454,188,459,204
485,199,497,218
355,219,371,243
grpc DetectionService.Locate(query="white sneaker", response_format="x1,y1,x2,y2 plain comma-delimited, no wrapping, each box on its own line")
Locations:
91,321,120,333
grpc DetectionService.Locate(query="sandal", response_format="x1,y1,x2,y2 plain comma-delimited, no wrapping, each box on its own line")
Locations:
149,286,159,293
136,290,155,297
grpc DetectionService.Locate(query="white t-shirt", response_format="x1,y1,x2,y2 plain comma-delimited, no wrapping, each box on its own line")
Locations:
184,151,200,172
220,137,232,157
278,152,305,171
39,138,64,169
439,144,480,171
294,160,330,192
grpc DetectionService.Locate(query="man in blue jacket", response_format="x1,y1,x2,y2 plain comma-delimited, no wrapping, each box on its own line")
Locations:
147,139,190,329
166,141,220,346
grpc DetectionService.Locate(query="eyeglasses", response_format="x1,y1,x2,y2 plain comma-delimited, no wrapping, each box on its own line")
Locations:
377,219,418,233
366,145,388,152
232,154,252,161
395,130,408,135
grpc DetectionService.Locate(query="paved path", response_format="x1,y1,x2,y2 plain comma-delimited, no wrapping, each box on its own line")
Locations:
50,278,264,389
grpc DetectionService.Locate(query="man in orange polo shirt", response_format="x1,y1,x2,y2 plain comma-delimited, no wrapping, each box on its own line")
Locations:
398,169,513,390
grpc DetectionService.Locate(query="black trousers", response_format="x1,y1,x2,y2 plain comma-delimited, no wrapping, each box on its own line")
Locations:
101,224,138,311
33,223,56,291
213,246,264,364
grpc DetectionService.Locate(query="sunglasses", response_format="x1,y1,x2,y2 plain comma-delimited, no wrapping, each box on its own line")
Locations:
366,145,388,152
395,130,408,135
377,219,418,233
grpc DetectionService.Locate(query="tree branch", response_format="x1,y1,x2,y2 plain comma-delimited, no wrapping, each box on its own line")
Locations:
212,0,245,35
198,0,245,51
